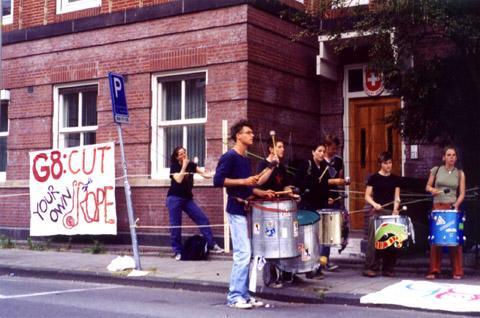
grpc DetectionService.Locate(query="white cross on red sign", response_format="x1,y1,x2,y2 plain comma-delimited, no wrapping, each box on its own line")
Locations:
364,69,384,96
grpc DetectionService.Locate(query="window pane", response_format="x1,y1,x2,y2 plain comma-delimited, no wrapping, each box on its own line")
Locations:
84,132,96,145
185,78,206,119
187,125,205,167
348,69,363,92
0,102,7,132
2,0,11,16
162,81,181,121
164,126,183,167
82,91,97,126
62,93,79,128
64,133,80,148
0,136,6,172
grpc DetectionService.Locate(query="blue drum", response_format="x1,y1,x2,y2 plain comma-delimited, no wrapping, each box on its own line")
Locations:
428,210,466,246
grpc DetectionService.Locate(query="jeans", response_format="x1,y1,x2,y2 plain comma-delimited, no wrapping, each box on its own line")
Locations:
166,195,216,254
320,246,331,259
227,213,251,304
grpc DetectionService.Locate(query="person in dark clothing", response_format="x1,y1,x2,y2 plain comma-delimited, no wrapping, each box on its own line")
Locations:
167,146,224,261
321,134,349,271
213,119,271,309
257,139,293,193
363,151,401,278
294,143,348,278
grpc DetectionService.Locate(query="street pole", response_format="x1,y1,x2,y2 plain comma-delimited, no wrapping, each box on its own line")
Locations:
1,0,3,91
116,123,141,270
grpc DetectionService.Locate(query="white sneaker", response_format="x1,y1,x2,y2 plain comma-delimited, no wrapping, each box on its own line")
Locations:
210,244,224,254
174,253,181,261
228,299,252,309
247,297,264,308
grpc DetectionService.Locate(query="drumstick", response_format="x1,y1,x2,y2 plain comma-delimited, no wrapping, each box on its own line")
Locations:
318,166,329,183
169,172,196,176
274,189,293,196
270,130,277,157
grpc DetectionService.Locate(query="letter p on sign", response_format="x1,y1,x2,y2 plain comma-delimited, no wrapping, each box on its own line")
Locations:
108,72,129,124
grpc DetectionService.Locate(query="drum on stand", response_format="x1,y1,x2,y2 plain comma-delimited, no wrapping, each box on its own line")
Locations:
317,209,343,246
251,199,300,259
373,215,414,250
428,210,465,246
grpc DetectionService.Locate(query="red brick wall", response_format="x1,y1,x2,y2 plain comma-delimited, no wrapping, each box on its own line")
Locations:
246,6,321,161
0,3,323,242
4,0,304,31
0,6,251,239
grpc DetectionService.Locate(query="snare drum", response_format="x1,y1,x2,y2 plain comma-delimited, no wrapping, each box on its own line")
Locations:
317,209,343,246
373,215,413,250
428,210,465,246
251,199,300,259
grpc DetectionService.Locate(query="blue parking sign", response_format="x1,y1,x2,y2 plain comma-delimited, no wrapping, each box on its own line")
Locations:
108,72,129,124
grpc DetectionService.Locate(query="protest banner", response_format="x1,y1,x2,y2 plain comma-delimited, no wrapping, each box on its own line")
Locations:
29,142,116,236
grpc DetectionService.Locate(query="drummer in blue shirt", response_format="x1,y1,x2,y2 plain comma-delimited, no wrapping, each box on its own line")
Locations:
213,119,273,310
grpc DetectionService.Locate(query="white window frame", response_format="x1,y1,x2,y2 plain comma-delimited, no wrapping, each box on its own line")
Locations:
333,0,369,8
2,0,13,25
53,81,99,149
56,0,101,14
151,69,208,180
0,101,8,182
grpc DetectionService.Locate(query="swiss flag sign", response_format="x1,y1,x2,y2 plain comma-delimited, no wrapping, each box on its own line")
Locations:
364,69,384,96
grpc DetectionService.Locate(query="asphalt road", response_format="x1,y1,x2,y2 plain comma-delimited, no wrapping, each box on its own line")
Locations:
0,275,467,318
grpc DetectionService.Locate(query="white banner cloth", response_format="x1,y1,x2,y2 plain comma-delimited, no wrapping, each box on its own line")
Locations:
29,142,116,236
361,279,480,312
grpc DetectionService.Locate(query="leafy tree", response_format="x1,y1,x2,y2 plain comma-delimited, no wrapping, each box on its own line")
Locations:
297,0,480,185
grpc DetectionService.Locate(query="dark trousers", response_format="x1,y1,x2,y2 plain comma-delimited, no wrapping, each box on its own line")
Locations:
166,195,215,254
364,216,397,272
429,203,464,277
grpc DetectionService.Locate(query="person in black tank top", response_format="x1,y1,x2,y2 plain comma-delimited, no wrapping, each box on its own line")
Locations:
166,146,223,260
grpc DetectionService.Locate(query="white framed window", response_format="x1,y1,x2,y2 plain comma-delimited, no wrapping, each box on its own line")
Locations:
0,100,8,182
56,0,101,14
151,70,207,179
53,82,98,149
2,0,13,25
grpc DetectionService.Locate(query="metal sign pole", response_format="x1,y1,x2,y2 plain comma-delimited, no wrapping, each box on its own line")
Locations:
116,123,141,270
1,0,3,91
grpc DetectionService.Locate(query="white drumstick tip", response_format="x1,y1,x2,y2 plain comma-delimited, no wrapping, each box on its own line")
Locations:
401,206,408,211
269,130,276,136
193,156,199,164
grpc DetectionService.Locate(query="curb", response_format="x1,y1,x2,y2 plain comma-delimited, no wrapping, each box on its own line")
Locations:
1,264,478,316
0,264,339,305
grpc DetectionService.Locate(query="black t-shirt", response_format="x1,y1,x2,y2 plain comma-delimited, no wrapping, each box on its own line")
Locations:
366,172,400,208
294,159,330,210
167,161,197,199
256,160,291,192
324,155,344,200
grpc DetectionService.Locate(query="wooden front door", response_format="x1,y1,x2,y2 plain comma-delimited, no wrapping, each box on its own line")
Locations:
348,97,402,230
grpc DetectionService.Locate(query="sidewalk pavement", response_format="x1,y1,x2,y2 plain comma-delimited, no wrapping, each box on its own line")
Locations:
1,246,479,308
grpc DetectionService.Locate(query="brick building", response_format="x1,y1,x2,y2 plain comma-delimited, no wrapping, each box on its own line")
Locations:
0,0,438,246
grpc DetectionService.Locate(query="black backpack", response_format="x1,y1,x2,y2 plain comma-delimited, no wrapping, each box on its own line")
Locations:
181,235,209,261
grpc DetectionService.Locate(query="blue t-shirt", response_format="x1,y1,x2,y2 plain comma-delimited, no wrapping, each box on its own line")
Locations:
213,149,253,216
